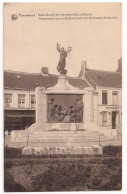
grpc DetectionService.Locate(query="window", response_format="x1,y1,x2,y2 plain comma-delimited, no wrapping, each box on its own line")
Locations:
4,93,12,107
31,95,36,108
102,111,107,126
18,94,26,108
112,91,118,105
102,90,107,105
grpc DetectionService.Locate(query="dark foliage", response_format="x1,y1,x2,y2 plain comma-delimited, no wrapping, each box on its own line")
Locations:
4,145,122,191
32,163,92,191
103,145,122,156
4,172,26,192
4,147,22,158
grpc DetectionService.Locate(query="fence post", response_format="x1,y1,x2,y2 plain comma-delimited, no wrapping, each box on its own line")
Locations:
99,135,101,146
27,135,29,147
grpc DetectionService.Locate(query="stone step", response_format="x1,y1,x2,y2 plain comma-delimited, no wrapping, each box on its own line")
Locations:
29,132,99,137
31,130,99,134
13,136,100,144
26,142,100,147
8,139,121,148
28,138,99,142
28,137,100,142
28,134,99,138
26,123,89,132
28,133,100,140
28,135,115,142
105,136,116,140
27,136,100,141
8,137,118,148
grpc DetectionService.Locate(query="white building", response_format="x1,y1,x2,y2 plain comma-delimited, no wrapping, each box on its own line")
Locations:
78,58,122,138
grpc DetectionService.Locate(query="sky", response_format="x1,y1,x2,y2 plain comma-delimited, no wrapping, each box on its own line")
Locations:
4,3,122,77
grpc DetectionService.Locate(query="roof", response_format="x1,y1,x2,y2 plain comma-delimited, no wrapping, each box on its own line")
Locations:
86,69,122,89
78,68,122,90
4,71,89,91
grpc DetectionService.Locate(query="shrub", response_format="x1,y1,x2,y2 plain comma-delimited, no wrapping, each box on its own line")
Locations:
4,171,26,192
4,147,22,158
103,145,122,156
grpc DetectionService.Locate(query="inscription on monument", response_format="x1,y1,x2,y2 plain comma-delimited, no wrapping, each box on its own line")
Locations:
47,94,83,123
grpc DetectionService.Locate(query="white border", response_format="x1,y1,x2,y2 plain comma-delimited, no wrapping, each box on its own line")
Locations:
1,0,127,194
0,0,3,193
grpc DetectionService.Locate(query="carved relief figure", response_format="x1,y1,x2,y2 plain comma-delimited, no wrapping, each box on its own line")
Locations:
54,106,67,122
47,96,83,123
65,106,76,122
74,98,83,122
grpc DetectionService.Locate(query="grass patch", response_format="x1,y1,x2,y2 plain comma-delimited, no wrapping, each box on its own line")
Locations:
4,171,26,192
4,145,122,191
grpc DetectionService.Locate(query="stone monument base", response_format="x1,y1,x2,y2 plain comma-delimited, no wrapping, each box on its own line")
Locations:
11,127,100,147
22,145,103,155
10,122,117,148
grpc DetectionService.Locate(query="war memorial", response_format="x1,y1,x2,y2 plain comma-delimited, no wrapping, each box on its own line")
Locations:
10,44,105,155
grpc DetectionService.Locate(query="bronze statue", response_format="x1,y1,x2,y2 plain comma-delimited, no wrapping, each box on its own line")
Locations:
57,43,72,75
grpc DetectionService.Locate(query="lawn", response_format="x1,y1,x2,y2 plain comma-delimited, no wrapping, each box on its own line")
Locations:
4,146,122,192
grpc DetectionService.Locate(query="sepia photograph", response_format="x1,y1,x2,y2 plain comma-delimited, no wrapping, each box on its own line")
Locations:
3,2,122,192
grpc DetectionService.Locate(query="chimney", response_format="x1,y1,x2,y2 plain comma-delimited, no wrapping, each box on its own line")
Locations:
41,67,49,76
80,61,87,79
116,57,122,73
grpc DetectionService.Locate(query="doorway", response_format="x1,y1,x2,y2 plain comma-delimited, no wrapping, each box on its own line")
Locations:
112,111,117,129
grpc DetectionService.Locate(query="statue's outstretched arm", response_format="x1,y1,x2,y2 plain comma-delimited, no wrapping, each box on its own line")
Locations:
67,48,72,53
57,43,61,53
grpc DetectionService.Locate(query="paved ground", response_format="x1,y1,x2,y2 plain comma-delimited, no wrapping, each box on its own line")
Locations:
4,134,122,148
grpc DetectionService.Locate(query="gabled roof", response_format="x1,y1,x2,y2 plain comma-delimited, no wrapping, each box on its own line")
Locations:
86,69,122,89
78,68,122,90
4,71,89,91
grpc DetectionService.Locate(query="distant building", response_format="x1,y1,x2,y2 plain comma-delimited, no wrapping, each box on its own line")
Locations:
4,58,122,137
78,58,122,136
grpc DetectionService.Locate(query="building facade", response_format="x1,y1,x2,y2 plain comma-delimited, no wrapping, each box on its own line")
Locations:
4,88,36,130
78,58,122,138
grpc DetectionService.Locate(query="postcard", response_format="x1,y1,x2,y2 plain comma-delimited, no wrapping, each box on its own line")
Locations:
4,3,122,191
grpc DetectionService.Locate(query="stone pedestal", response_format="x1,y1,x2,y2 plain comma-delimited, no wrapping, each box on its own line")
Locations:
36,87,47,123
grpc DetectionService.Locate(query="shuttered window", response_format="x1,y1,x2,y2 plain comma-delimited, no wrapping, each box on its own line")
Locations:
112,91,118,105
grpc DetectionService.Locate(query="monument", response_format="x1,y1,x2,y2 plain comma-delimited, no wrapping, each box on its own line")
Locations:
11,44,103,155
